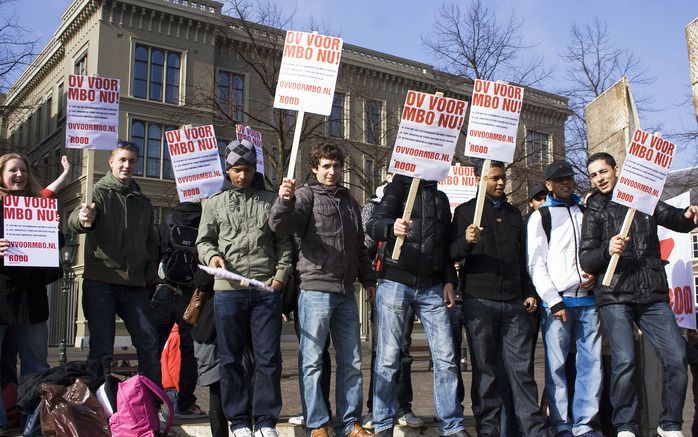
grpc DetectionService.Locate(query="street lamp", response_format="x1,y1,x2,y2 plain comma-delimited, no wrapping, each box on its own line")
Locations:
58,234,78,366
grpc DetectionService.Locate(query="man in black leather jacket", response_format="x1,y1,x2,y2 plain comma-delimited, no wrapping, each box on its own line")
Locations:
579,152,698,437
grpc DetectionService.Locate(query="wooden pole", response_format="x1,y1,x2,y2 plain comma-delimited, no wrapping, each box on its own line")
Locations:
81,149,95,228
286,110,305,180
472,159,491,227
601,207,636,286
391,177,420,260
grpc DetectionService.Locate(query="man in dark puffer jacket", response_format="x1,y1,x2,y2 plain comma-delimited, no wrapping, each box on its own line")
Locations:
366,174,465,437
580,152,698,437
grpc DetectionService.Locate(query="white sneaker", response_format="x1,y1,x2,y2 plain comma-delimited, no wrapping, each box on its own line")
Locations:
289,414,305,426
233,427,253,437
617,432,636,437
397,412,424,428
657,427,685,437
254,427,279,437
362,413,373,429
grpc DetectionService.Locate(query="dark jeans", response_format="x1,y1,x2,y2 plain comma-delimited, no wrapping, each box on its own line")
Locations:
599,302,687,434
82,279,161,385
462,298,551,437
449,305,465,405
209,381,229,437
151,285,198,411
214,289,282,431
367,303,415,416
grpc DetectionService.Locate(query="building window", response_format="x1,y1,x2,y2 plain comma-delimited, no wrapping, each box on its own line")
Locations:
130,119,176,179
692,233,698,260
216,71,244,122
46,97,53,136
343,157,352,187
57,83,65,120
328,93,346,138
74,54,87,75
526,130,551,170
364,100,383,145
363,157,383,195
133,44,181,104
217,138,229,171
36,107,42,142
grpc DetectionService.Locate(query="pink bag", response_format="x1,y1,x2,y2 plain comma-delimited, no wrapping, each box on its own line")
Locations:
108,375,173,437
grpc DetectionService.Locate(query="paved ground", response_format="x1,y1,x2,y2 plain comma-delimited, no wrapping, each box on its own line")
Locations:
7,325,696,436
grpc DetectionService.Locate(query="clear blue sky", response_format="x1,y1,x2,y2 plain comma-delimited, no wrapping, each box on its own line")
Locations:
9,0,698,168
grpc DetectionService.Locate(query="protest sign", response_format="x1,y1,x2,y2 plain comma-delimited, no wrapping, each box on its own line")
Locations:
235,125,265,175
463,79,524,163
388,90,467,181
65,75,120,150
273,30,343,180
658,192,696,329
165,125,224,202
438,164,477,214
611,130,675,215
2,196,59,267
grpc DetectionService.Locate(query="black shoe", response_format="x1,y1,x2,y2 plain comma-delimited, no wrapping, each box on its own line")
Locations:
374,428,394,437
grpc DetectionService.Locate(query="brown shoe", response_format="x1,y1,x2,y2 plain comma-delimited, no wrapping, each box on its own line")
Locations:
310,428,329,437
346,423,374,437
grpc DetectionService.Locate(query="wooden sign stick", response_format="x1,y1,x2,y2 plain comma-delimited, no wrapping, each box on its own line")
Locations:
472,159,491,227
286,110,305,181
391,177,420,260
601,207,635,286
81,149,95,228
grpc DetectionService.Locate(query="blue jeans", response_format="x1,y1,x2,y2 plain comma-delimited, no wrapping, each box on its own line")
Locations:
214,289,282,431
599,302,687,434
151,285,198,411
373,280,464,435
82,279,161,385
541,305,602,435
297,289,363,436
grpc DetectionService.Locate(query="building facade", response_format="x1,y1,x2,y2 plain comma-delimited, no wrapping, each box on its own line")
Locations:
0,0,571,344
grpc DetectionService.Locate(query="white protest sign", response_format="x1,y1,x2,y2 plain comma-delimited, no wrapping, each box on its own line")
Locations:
165,125,224,202
464,79,524,163
388,90,467,181
658,192,696,330
66,75,120,150
236,125,265,175
273,30,343,116
438,164,477,214
2,196,59,267
611,130,676,215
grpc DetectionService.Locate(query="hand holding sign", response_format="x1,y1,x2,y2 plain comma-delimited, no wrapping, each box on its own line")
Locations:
684,205,698,224
78,202,96,228
0,238,9,257
278,177,296,200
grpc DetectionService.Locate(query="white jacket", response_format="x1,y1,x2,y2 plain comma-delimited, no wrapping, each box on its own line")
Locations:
527,203,588,309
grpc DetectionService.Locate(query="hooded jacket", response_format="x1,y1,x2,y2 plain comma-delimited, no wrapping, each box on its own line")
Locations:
197,184,292,291
366,175,457,289
579,190,695,306
269,179,375,294
68,173,158,287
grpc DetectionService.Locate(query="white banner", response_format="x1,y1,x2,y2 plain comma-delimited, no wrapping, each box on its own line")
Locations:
165,125,224,202
65,75,120,150
612,130,676,215
463,79,524,163
388,90,467,181
438,164,477,214
2,196,59,267
658,192,696,330
235,125,265,175
273,31,343,116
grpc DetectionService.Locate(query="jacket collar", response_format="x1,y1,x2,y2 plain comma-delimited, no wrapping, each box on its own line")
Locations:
99,172,143,195
542,193,582,208
307,178,347,197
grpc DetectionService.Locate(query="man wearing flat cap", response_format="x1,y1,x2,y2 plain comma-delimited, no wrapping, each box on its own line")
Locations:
197,139,293,437
526,160,602,437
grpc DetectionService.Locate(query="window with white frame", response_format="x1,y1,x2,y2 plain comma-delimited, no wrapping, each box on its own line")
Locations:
130,119,177,179
133,44,181,104
364,100,383,145
328,93,346,138
217,71,244,122
74,53,88,76
363,157,383,196
525,130,551,171
692,232,698,260
343,157,352,187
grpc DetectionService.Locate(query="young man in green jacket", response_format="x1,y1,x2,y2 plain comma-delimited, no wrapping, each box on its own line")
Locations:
68,142,161,384
197,139,293,437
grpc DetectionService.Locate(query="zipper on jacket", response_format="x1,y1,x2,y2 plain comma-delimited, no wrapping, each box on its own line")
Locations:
566,205,583,297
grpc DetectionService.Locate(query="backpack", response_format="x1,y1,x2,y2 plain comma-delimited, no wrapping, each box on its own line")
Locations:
108,375,173,437
159,225,199,286
539,203,586,243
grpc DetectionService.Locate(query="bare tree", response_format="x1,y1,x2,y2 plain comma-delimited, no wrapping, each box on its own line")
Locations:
560,18,655,187
423,0,551,87
0,0,36,92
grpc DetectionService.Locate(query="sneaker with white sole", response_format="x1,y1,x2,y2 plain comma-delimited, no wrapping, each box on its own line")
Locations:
617,432,636,437
255,427,280,437
657,427,685,437
362,413,373,429
233,427,253,437
397,412,424,428
289,414,305,426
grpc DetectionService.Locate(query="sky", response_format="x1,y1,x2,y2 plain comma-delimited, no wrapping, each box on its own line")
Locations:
8,0,698,169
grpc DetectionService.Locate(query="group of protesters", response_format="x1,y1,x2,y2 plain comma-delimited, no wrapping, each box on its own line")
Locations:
0,139,697,437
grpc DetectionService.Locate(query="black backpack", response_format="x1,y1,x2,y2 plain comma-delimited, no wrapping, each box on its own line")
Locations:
160,225,200,286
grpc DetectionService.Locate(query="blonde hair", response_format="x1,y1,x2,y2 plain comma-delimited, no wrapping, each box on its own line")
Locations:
0,153,42,197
